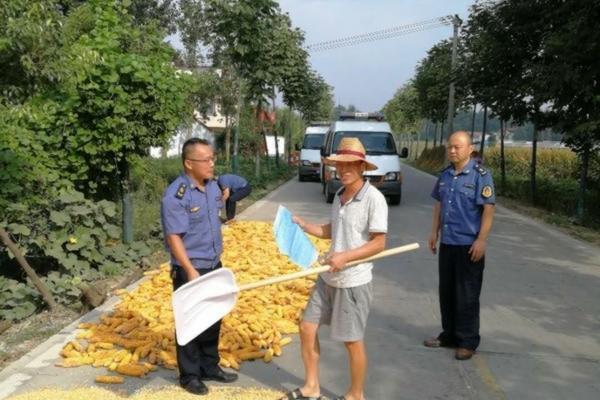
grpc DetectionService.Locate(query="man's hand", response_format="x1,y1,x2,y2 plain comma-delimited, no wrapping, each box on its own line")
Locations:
468,238,486,262
428,231,439,254
292,215,307,230
186,268,200,282
325,252,347,273
222,187,231,202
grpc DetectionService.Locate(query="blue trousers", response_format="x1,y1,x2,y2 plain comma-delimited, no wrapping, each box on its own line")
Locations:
171,262,222,384
437,244,485,350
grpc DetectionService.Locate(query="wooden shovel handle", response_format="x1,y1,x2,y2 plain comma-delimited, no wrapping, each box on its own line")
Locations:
238,243,419,292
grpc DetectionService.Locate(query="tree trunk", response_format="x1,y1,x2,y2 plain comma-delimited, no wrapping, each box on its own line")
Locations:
232,76,242,174
225,114,231,163
255,104,262,179
424,122,429,150
286,109,292,165
575,143,590,223
433,122,438,148
479,106,488,159
440,121,445,145
531,122,539,204
470,103,477,140
500,119,506,190
0,228,58,310
272,89,279,169
120,160,133,244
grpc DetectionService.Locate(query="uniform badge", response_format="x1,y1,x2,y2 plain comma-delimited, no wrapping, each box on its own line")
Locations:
190,206,200,213
481,185,493,198
175,183,187,199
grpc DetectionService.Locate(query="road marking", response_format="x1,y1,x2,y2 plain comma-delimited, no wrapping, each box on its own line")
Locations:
473,354,507,400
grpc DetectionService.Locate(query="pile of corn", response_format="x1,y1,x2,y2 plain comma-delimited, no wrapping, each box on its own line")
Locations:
7,386,284,400
57,221,330,383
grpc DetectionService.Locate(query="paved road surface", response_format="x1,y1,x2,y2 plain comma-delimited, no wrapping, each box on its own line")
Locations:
1,164,599,399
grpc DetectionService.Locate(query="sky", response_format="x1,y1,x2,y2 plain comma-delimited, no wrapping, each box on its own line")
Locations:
278,0,475,111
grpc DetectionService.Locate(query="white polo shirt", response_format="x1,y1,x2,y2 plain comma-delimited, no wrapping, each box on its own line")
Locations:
321,181,388,288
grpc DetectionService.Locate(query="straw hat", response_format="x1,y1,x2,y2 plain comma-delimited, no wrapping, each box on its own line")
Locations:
324,137,378,171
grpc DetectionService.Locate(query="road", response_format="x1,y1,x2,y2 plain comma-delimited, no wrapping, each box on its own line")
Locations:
1,163,599,399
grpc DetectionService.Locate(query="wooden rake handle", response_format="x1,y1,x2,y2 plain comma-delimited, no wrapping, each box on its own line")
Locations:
238,243,420,292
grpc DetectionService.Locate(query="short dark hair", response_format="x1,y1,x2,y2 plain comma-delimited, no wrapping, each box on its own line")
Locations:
182,138,211,162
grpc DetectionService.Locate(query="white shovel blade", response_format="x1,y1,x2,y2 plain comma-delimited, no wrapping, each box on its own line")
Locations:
172,268,239,345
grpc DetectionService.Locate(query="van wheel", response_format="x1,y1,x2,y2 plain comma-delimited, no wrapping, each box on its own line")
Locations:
325,183,335,203
388,195,401,205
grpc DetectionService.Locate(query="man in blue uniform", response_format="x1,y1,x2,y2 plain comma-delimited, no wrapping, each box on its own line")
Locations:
161,138,238,395
425,131,496,361
217,173,252,222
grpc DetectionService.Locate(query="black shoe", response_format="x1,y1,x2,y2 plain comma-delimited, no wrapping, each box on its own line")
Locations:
202,367,238,383
181,379,209,395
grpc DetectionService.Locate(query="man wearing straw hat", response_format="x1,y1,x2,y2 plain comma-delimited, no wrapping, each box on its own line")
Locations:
285,137,388,400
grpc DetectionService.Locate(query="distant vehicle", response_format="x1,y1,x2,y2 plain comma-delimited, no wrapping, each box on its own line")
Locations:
320,112,408,205
298,123,329,182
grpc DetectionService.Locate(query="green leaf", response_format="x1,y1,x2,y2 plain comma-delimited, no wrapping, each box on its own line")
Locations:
59,190,85,204
7,223,31,236
50,211,71,226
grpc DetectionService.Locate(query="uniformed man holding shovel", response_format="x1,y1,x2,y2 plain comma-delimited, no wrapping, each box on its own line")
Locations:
161,138,237,396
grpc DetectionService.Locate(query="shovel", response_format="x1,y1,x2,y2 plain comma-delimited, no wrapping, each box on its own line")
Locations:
173,243,419,345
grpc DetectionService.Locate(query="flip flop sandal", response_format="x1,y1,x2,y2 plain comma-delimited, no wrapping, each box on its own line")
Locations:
280,388,326,400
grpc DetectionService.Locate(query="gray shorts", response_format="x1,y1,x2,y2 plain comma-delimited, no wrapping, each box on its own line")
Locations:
302,277,373,342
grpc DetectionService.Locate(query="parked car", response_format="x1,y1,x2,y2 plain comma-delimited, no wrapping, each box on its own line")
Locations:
298,123,329,181
320,112,408,205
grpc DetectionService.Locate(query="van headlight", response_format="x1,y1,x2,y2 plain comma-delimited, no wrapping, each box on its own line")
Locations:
384,172,400,181
301,160,311,166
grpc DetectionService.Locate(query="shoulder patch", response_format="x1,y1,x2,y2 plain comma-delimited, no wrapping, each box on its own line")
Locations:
175,183,187,199
475,165,487,175
481,185,493,198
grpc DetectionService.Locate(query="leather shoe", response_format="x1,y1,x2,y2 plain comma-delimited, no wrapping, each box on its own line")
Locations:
203,367,238,383
423,337,456,348
181,379,209,395
455,347,475,360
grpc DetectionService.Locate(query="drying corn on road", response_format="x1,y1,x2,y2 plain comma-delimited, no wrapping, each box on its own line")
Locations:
1,165,600,400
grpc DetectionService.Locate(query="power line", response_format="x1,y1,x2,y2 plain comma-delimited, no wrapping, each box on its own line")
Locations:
306,16,453,52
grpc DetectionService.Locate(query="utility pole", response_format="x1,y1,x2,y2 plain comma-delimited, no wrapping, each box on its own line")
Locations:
445,15,462,139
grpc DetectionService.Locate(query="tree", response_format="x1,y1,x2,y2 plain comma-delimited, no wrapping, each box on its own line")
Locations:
383,82,420,134
413,39,460,145
533,0,600,222
461,0,553,202
0,0,64,104
38,0,195,242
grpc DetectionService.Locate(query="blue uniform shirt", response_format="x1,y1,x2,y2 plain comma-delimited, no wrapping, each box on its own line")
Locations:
217,174,248,191
161,174,223,269
431,159,495,245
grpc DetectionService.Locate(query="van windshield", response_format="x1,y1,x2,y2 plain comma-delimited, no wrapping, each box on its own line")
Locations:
302,134,325,149
333,131,397,155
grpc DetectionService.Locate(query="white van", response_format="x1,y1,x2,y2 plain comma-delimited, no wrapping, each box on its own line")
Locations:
298,123,329,181
320,112,408,205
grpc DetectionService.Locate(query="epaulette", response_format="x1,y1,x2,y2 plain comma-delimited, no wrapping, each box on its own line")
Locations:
175,183,187,199
474,164,487,176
